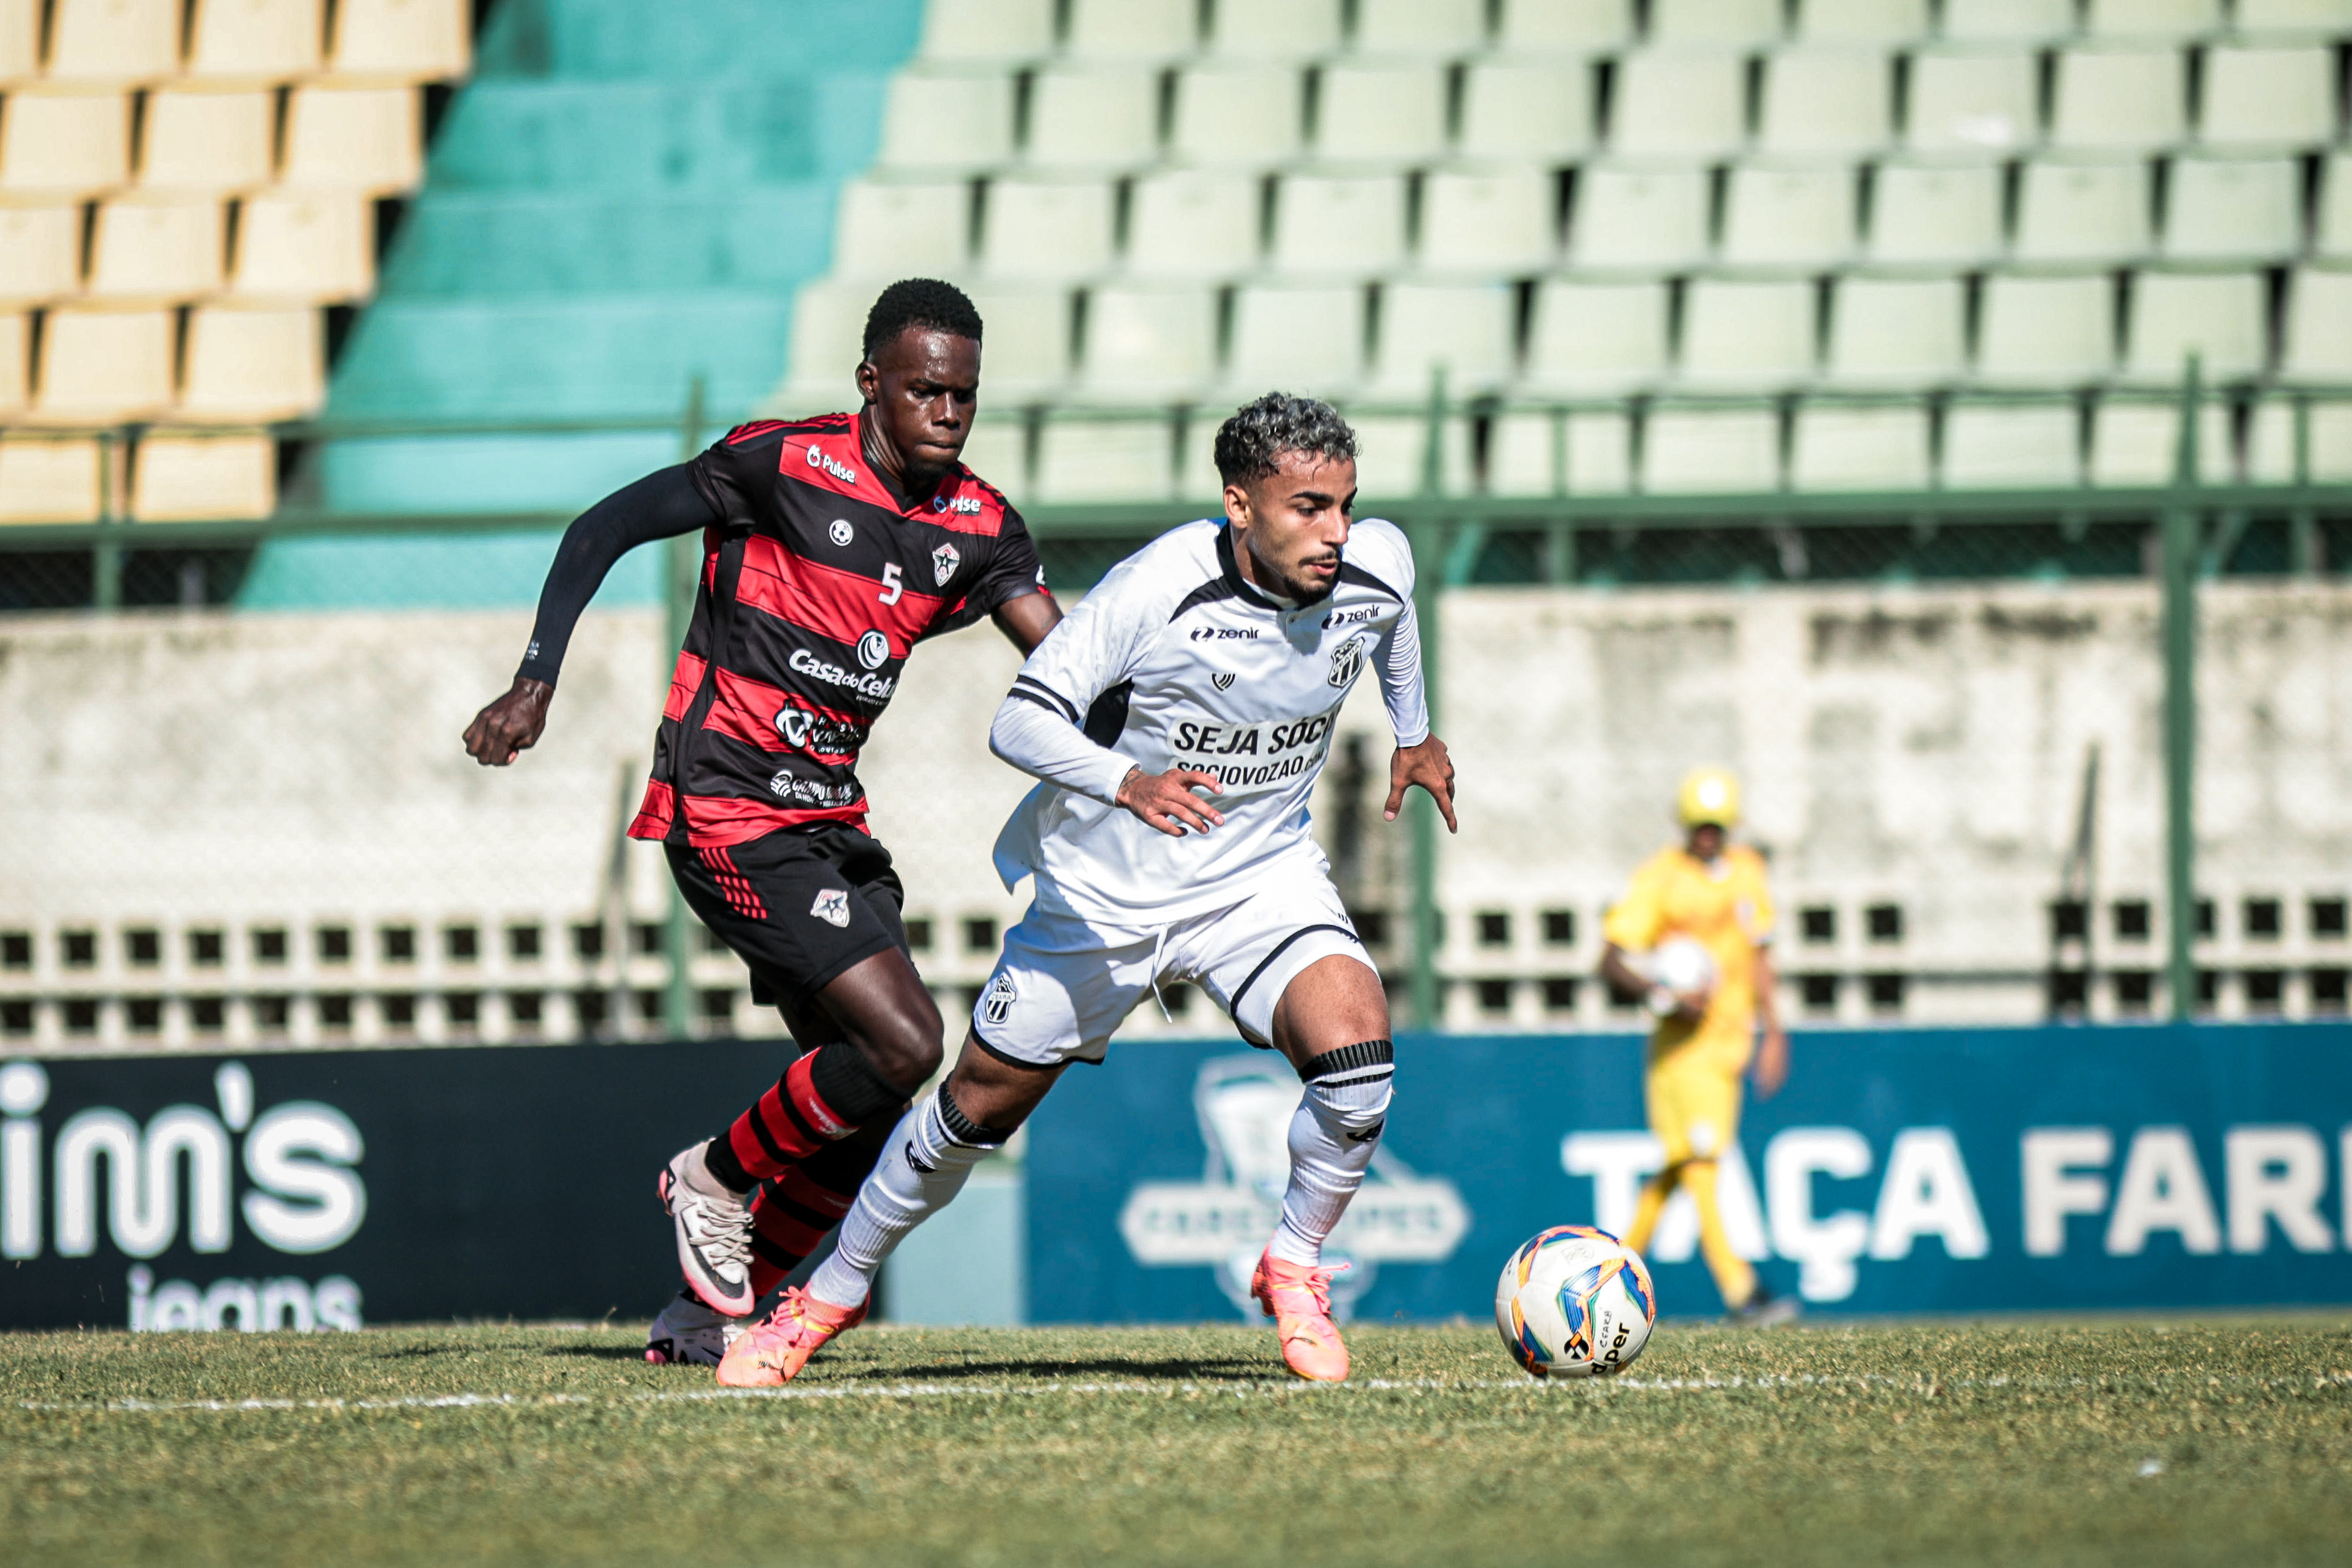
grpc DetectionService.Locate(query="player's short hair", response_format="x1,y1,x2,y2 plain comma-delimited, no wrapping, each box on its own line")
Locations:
862,278,984,361
1213,392,1358,487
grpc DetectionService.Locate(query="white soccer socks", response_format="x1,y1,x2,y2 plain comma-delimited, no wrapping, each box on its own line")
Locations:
807,1084,1009,1309
1267,1040,1395,1267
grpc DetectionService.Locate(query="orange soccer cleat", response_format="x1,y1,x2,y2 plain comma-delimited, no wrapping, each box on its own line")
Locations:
1250,1248,1351,1383
713,1286,866,1388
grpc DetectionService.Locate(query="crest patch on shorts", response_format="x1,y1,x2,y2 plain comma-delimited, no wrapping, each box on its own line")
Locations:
981,971,1017,1025
809,889,851,928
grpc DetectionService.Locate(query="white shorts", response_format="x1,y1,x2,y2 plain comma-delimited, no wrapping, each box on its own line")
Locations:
969,875,1373,1067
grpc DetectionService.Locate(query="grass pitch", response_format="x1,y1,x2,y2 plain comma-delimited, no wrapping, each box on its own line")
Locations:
4,1315,2350,1567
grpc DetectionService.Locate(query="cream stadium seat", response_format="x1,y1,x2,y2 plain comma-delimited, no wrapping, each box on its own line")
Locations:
0,205,84,304
0,312,24,410
230,190,374,302
329,0,471,81
875,70,1017,174
0,1,34,84
1942,402,2081,486
1790,405,1933,489
2280,265,2352,384
1677,278,1817,391
179,305,324,420
1496,0,1632,53
1756,49,1893,156
2082,0,2222,39
980,178,1117,281
1077,284,1217,401
2087,398,2232,485
915,0,1056,62
2234,0,2352,36
959,283,1072,399
1567,166,1710,270
1641,406,1781,493
1976,273,2118,386
131,432,277,520
830,180,971,277
1459,62,1594,159
34,306,176,421
0,89,132,198
1610,52,1747,158
1315,63,1447,163
1123,170,1261,277
1524,278,1669,394
1797,0,1929,43
2162,156,2301,263
1064,0,1198,61
1206,0,1341,60
1367,282,1515,398
1649,0,1782,46
2049,48,2188,153
769,281,868,413
1024,67,1160,169
1418,168,1558,273
1034,413,1174,501
0,437,105,521
44,0,180,84
2124,270,2268,384
2012,158,2151,264
1348,412,1473,499
2197,46,2338,150
1170,64,1304,166
2319,154,2352,260
956,418,1030,501
281,86,422,193
1223,284,1365,398
1939,0,2077,42
1822,275,1966,387
135,87,277,193
2248,394,2352,483
1718,164,1856,267
1490,407,1633,494
1864,161,2004,265
1356,0,1487,50
1905,51,2037,154
1269,174,1406,276
88,198,227,300
187,0,324,81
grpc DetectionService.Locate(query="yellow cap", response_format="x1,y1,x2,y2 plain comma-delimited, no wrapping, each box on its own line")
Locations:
1676,767,1740,828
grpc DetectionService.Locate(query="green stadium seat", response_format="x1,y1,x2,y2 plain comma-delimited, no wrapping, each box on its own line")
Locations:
916,0,1056,62
2013,158,2151,264
2088,398,2231,485
0,312,24,411
0,89,132,198
1569,166,1710,270
1939,0,2076,43
981,177,1116,280
2124,270,2268,384
1367,283,1515,398
2319,154,2352,260
1493,408,1633,496
1348,412,1473,499
0,204,83,305
958,418,1031,501
35,306,176,421
1976,273,2118,386
386,188,837,296
1124,170,1262,277
1719,163,1856,268
1035,413,1174,502
961,283,1072,400
1641,406,1781,493
132,432,277,521
45,0,180,84
1024,66,1162,170
1797,0,1929,44
135,87,276,193
1649,0,1782,46
1171,65,1304,166
1458,63,1594,160
281,86,422,193
2050,47,2189,153
1205,0,1338,59
1315,64,1448,163
1223,283,1365,398
1677,278,1817,392
832,179,970,277
1077,283,1217,402
1864,160,2003,265
875,68,1016,174
2249,394,2352,483
1823,275,1966,387
1354,0,1487,51
1418,169,1560,273
2161,156,2301,263
2234,0,2352,37
1495,0,1630,52
181,305,323,421
1271,174,1407,277
0,436,103,521
232,191,373,301
329,0,471,83
1790,405,1933,489
429,79,878,192
1064,0,1198,61
187,0,324,82
1610,51,1747,158
2197,46,2338,149
1525,278,1670,394
87,197,227,301
1756,49,1894,156
2302,400,2352,482
2083,0,2223,39
1905,49,2037,153
2281,265,2352,384
1941,402,2080,486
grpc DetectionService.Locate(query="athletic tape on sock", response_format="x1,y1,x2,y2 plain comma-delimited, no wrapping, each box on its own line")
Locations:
1297,1038,1394,1083
934,1083,1011,1149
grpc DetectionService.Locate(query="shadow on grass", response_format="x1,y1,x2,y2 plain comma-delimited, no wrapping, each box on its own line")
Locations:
543,1344,660,1362
831,1356,1272,1384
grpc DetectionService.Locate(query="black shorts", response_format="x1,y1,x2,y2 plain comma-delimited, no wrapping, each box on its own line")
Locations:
665,825,910,1012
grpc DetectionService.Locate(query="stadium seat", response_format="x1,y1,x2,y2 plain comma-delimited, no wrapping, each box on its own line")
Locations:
2012,158,2152,264
0,311,24,410
329,0,471,81
1822,275,1966,386
0,0,33,85
876,70,1017,173
2197,46,2337,150
88,198,228,300
132,432,277,520
2125,270,2267,383
1458,63,1594,158
2248,394,2352,483
135,87,276,193
1224,284,1365,397
1938,0,2077,41
0,437,103,521
1942,402,2082,485
1567,166,1710,269
1756,49,1894,155
2234,0,2352,36
1610,52,1747,158
1864,161,2003,264
1064,0,1198,60
0,204,84,304
281,86,423,194
1123,171,1261,277
1368,281,1515,397
2087,398,2232,485
1790,405,1933,488
1171,65,1304,166
1418,168,1558,273
1524,278,1669,393
2320,154,2352,260
1348,412,1473,499
830,180,970,277
1025,67,1161,169
44,0,180,84
1035,413,1174,501
2082,0,2223,39
1905,50,2037,153
956,419,1030,502
915,0,1057,62
187,0,324,81
2050,49,2188,153
1207,0,1341,59
961,284,1072,398
1078,284,1217,400
180,305,325,420
34,306,176,421
1649,0,1782,45
1356,0,1487,50
1315,64,1447,163
231,191,374,302
772,281,867,411
1270,174,1406,276
982,177,1116,280
2282,265,2352,384
1976,273,2117,386
1489,406,1633,493
1677,278,1817,390
1641,406,1782,493
1495,0,1631,52
2161,156,2300,263
0,89,132,197
1796,0,1929,42
1718,164,1856,267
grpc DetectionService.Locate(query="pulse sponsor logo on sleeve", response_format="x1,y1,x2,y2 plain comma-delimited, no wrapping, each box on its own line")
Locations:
788,647,897,701
1168,709,1341,790
807,446,858,485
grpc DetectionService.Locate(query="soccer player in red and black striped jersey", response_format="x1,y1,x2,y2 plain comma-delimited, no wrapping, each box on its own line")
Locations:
463,280,1062,1363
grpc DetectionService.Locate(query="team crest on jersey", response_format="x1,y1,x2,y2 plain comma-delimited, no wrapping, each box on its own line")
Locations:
828,518,854,547
809,889,851,928
982,972,1017,1026
1211,672,1237,692
1327,634,1366,689
931,542,961,586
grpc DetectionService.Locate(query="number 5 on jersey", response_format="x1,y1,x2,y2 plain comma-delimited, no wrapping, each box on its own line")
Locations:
879,562,903,606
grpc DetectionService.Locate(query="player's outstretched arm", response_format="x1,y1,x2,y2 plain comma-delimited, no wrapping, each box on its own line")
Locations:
1115,766,1227,838
462,677,554,766
1750,943,1789,1097
991,588,1064,655
1383,735,1457,832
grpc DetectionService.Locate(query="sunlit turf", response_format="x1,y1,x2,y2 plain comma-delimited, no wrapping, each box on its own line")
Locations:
4,1315,2350,1567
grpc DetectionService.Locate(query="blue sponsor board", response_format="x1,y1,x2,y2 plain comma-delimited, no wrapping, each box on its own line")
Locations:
1025,1024,2352,1322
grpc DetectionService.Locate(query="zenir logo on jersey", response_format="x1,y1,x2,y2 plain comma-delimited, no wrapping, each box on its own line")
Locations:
982,971,1017,1026
931,541,961,586
1211,672,1237,692
1327,634,1366,689
809,889,851,928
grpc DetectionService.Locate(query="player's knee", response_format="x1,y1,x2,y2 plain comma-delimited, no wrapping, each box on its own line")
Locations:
1299,1038,1394,1139
853,999,944,1091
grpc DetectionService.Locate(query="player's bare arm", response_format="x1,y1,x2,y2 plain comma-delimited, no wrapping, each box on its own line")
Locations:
1599,940,1709,1022
993,587,1063,654
462,676,552,766
1750,942,1789,1098
1385,733,1457,830
1115,764,1226,836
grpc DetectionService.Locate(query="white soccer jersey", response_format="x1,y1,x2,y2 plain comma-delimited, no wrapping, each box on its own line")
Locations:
988,516,1429,926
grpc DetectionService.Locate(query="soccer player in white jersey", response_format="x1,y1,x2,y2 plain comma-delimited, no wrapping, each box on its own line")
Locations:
713,392,1457,1386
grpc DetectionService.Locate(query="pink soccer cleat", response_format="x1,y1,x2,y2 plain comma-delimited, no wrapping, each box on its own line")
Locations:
1250,1248,1351,1383
713,1286,866,1388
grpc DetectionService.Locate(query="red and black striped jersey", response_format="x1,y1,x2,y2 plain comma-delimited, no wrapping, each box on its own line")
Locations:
628,412,1045,849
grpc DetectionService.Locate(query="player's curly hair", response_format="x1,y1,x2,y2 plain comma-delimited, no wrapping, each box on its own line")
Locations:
1213,392,1358,486
862,278,985,360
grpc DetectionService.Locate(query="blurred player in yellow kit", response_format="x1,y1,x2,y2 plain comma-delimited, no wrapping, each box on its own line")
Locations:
1599,767,1796,1326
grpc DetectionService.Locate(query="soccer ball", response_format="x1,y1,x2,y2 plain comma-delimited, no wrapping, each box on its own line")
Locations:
1494,1226,1659,1379
1644,935,1718,1000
